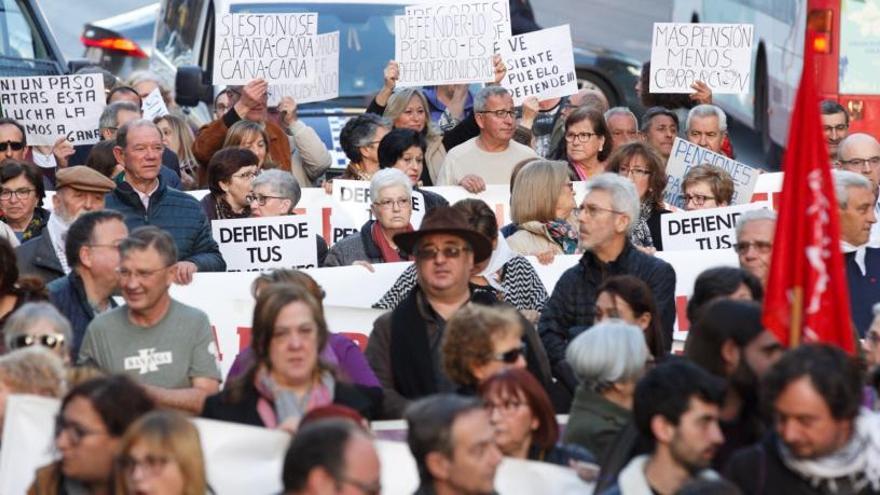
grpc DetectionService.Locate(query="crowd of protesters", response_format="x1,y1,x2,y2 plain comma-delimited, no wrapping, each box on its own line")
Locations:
0,9,876,495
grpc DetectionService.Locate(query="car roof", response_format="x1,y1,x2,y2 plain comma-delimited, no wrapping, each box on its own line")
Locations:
216,0,431,11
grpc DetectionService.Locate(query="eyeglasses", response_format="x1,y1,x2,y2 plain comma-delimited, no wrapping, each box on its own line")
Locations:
247,193,287,206
478,109,516,119
565,132,598,143
840,156,880,170
823,124,849,134
734,240,772,254
0,141,24,152
619,167,651,178
54,416,107,445
373,198,411,210
0,188,35,201
338,476,382,495
485,399,526,415
414,245,471,261
118,454,172,477
687,130,721,140
232,169,261,180
578,203,623,218
683,193,716,207
116,266,171,281
491,344,525,364
9,333,66,350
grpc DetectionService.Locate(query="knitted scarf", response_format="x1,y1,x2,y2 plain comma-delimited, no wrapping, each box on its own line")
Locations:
215,196,251,220
630,200,654,248
544,219,579,254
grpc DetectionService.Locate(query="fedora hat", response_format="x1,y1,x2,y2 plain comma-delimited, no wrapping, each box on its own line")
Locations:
394,206,492,263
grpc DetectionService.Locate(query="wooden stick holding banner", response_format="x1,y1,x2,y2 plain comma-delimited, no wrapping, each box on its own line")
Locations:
664,137,760,209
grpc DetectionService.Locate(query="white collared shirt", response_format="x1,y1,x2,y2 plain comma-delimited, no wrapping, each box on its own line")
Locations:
132,180,159,211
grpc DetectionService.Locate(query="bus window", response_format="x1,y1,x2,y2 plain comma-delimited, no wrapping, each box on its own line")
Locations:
155,0,205,67
0,0,50,61
840,0,880,94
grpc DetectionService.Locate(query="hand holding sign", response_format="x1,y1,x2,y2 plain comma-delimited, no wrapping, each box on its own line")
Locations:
278,97,298,126
233,79,269,119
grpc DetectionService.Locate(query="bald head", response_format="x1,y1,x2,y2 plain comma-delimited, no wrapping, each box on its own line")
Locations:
837,133,880,187
567,88,609,115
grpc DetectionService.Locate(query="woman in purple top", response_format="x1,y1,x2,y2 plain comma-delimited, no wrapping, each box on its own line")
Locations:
226,270,380,388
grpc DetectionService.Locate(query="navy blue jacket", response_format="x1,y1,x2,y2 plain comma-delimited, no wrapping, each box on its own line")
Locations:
846,247,880,337
104,177,226,272
47,271,116,360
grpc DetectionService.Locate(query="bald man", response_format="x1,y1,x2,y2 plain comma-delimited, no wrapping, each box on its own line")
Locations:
837,133,880,246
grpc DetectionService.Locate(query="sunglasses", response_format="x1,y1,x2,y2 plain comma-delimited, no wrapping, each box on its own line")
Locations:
491,344,525,364
0,141,24,152
414,245,470,261
10,333,66,350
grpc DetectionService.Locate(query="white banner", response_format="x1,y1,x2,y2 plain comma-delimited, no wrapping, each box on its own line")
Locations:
750,171,782,209
664,137,760,208
213,13,318,85
499,25,578,105
0,74,105,145
141,87,169,120
212,214,321,271
267,31,340,106
394,11,495,87
0,395,60,495
649,22,754,94
661,202,769,251
329,179,426,244
405,0,512,48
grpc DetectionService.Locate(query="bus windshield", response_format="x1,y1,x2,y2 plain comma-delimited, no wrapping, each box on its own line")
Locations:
839,0,880,94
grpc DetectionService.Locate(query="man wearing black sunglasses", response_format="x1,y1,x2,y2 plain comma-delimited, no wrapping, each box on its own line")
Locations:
0,118,28,162
366,207,494,418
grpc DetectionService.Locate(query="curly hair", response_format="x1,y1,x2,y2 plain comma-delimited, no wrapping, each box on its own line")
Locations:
442,304,523,387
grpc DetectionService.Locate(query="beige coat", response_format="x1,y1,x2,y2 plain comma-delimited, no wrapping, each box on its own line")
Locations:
424,134,447,185
287,120,332,186
507,221,564,256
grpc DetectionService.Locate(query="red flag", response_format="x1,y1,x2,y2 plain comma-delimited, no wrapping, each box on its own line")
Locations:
762,31,855,353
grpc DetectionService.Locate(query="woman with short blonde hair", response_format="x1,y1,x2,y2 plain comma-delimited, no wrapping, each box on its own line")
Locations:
507,160,579,256
384,88,447,185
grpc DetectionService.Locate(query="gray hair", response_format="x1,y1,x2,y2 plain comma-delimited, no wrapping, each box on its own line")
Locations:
3,302,72,352
566,319,648,389
833,169,873,209
252,169,301,211
583,173,641,234
735,208,777,239
604,107,637,126
370,168,412,203
340,113,392,164
116,118,160,149
686,104,728,132
127,70,169,92
474,86,511,112
99,101,141,130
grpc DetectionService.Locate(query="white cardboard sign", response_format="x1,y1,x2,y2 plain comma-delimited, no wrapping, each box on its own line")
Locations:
213,13,318,85
394,11,495,87
664,137,760,209
267,31,340,106
0,74,105,145
650,22,754,94
141,87,169,119
211,214,321,271
499,24,578,105
661,202,769,251
405,0,512,47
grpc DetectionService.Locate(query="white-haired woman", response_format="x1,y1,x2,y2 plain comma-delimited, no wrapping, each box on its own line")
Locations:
563,320,650,460
324,168,414,267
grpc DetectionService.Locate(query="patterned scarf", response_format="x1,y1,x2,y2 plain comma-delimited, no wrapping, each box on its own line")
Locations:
253,366,334,428
630,200,654,248
215,196,251,220
1,207,47,241
544,219,579,254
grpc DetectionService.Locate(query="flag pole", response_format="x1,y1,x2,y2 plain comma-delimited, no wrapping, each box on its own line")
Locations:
790,286,803,347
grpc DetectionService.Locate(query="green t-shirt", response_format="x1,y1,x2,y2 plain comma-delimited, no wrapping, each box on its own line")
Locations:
79,299,221,388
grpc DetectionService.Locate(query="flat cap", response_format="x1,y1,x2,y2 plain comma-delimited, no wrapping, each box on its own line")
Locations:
55,166,116,193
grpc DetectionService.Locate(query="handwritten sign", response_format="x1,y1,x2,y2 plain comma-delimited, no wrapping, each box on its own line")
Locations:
211,214,320,271
330,179,426,244
499,25,577,105
267,31,339,106
213,13,318,85
405,0,511,48
650,23,753,94
664,137,760,208
0,74,105,145
661,202,768,251
141,87,169,120
394,11,495,87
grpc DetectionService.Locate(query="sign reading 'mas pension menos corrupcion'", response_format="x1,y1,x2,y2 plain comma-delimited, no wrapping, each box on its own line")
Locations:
650,23,753,94
213,13,318,85
394,10,496,87
499,24,577,106
0,74,105,146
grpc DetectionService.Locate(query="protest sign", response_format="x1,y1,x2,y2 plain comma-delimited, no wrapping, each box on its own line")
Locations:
650,22,754,94
141,87,169,119
212,214,321,271
664,137,760,208
499,25,578,105
267,31,340,106
405,0,512,46
0,73,105,145
394,10,495,86
751,171,783,210
213,13,318,85
329,179,426,244
0,395,60,495
661,202,769,251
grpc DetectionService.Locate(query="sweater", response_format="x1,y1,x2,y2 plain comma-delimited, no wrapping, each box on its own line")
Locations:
104,177,226,272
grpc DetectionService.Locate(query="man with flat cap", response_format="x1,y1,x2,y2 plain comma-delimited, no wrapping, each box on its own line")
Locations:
17,165,116,283
365,206,496,419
